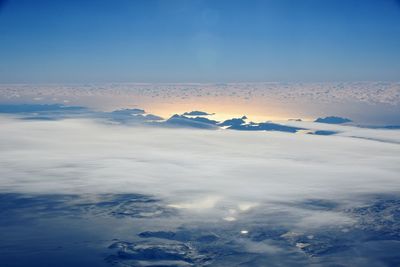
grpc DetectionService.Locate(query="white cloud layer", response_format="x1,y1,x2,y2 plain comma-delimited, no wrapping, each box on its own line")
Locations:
0,116,399,228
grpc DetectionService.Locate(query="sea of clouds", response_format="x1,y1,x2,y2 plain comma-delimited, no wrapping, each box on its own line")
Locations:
1,116,399,229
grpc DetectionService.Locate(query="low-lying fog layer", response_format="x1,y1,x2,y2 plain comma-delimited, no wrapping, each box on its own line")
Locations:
1,117,399,212
1,116,400,266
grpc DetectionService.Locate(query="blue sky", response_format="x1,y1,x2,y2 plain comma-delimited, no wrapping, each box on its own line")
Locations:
0,0,399,83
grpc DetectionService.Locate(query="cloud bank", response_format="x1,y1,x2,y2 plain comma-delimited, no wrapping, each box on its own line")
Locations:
1,116,400,265
1,117,399,208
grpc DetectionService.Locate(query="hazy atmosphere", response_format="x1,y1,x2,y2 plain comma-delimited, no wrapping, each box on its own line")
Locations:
1,1,400,267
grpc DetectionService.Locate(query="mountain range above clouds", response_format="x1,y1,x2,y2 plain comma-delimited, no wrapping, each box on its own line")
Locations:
1,103,399,145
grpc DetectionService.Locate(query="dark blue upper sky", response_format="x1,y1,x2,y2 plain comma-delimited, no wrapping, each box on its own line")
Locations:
0,0,399,83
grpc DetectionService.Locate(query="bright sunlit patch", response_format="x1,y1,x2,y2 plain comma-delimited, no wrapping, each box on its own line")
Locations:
167,196,221,211
238,202,259,211
223,216,236,222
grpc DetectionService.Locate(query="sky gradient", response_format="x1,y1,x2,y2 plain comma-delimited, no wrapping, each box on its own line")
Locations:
1,0,400,83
